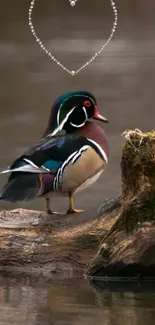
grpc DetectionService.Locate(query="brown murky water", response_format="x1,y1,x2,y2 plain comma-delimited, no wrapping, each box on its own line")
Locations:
0,275,155,325
0,0,155,323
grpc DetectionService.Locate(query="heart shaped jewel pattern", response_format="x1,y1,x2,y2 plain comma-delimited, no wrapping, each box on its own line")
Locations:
28,0,118,76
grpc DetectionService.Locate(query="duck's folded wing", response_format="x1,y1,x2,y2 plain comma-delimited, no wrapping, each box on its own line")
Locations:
0,134,107,201
26,134,107,193
4,134,91,174
1,133,107,176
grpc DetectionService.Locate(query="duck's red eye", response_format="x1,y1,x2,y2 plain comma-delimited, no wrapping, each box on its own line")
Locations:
84,100,91,107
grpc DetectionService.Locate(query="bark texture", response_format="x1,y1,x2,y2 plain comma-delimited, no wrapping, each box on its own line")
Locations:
0,196,120,274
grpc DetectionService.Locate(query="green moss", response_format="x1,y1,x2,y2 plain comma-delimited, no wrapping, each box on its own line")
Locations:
119,130,155,232
121,131,155,197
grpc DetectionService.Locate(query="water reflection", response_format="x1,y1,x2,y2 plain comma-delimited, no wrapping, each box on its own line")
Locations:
0,276,155,325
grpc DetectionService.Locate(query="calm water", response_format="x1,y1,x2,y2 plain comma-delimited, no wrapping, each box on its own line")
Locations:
0,275,155,325
0,0,155,323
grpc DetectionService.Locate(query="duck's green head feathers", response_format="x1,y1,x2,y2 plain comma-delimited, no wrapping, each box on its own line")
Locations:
44,91,108,136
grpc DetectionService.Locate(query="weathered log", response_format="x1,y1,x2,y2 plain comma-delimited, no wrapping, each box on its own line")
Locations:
87,130,155,278
0,195,120,275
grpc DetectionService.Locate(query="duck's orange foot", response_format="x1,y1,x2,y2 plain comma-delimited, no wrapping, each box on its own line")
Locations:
46,198,64,215
67,193,85,214
66,208,85,214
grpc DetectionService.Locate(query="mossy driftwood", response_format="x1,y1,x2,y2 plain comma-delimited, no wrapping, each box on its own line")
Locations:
1,129,155,278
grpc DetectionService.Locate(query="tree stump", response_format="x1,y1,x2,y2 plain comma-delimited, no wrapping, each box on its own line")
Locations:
87,130,155,278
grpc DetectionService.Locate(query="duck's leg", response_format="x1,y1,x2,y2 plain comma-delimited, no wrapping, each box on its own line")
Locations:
46,197,53,215
46,198,62,215
67,193,85,214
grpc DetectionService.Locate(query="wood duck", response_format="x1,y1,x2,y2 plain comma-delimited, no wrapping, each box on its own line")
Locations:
0,91,109,214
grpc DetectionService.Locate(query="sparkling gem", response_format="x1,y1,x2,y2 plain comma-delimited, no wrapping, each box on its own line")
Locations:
70,0,76,6
71,71,75,76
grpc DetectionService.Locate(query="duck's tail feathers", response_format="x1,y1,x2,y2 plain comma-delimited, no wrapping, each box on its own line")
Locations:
0,173,41,202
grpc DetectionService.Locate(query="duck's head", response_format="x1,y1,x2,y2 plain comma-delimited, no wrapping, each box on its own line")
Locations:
44,91,108,136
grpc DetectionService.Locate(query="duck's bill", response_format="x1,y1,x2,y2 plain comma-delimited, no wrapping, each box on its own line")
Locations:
93,106,109,123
